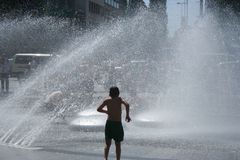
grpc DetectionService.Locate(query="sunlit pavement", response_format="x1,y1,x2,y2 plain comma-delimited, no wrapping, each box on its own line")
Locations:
0,116,236,160
0,144,173,160
0,136,239,160
0,79,240,160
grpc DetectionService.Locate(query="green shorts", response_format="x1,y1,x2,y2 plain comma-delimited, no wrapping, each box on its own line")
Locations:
105,120,124,142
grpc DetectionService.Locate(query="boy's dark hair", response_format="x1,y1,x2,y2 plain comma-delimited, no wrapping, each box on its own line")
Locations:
109,86,120,98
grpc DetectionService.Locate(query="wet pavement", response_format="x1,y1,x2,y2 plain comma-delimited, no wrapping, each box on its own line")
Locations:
0,78,240,160
0,132,239,160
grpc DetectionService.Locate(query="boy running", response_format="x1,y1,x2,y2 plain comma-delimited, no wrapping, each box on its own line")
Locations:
97,86,131,160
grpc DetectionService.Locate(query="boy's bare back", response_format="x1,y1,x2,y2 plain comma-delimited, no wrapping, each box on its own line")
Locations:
105,97,122,122
97,97,131,123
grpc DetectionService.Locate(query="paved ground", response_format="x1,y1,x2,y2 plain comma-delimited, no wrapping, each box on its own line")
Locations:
0,78,240,160
0,135,239,160
1,118,240,160
0,145,173,160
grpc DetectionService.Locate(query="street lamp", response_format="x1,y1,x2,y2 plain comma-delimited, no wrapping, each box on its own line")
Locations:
200,0,204,16
196,0,204,17
177,0,188,28
177,2,185,18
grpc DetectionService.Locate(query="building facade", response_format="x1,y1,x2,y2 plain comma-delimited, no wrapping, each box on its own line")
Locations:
47,0,127,26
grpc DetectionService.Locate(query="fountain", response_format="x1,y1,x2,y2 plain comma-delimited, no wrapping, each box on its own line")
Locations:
140,15,240,138
0,11,168,147
0,9,239,160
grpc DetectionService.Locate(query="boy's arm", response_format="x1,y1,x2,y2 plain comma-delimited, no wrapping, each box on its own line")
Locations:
121,99,131,122
97,100,108,115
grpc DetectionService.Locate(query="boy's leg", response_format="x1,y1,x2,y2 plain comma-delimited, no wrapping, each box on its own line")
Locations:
104,139,111,160
115,141,121,160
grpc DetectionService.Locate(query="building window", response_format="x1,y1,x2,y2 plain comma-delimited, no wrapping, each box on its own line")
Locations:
104,0,119,9
89,1,100,14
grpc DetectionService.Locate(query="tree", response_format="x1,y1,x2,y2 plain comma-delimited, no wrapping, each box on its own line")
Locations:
206,0,240,13
149,0,168,38
149,0,167,12
129,0,147,11
0,0,45,16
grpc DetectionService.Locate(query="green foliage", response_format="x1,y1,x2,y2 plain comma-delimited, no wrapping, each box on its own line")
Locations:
0,0,46,16
0,0,81,19
214,0,240,12
129,0,147,10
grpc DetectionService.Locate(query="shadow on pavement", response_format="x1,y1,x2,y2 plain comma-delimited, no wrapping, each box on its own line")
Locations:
40,148,176,160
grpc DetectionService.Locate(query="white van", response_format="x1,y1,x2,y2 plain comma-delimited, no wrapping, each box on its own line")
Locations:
11,53,52,78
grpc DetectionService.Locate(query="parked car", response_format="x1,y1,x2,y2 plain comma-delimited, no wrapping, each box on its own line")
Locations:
11,53,52,78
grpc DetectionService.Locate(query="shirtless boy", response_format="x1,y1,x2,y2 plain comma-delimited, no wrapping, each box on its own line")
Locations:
97,86,131,160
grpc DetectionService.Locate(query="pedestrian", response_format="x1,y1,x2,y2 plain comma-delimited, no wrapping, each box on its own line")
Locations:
0,54,10,93
97,86,131,160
